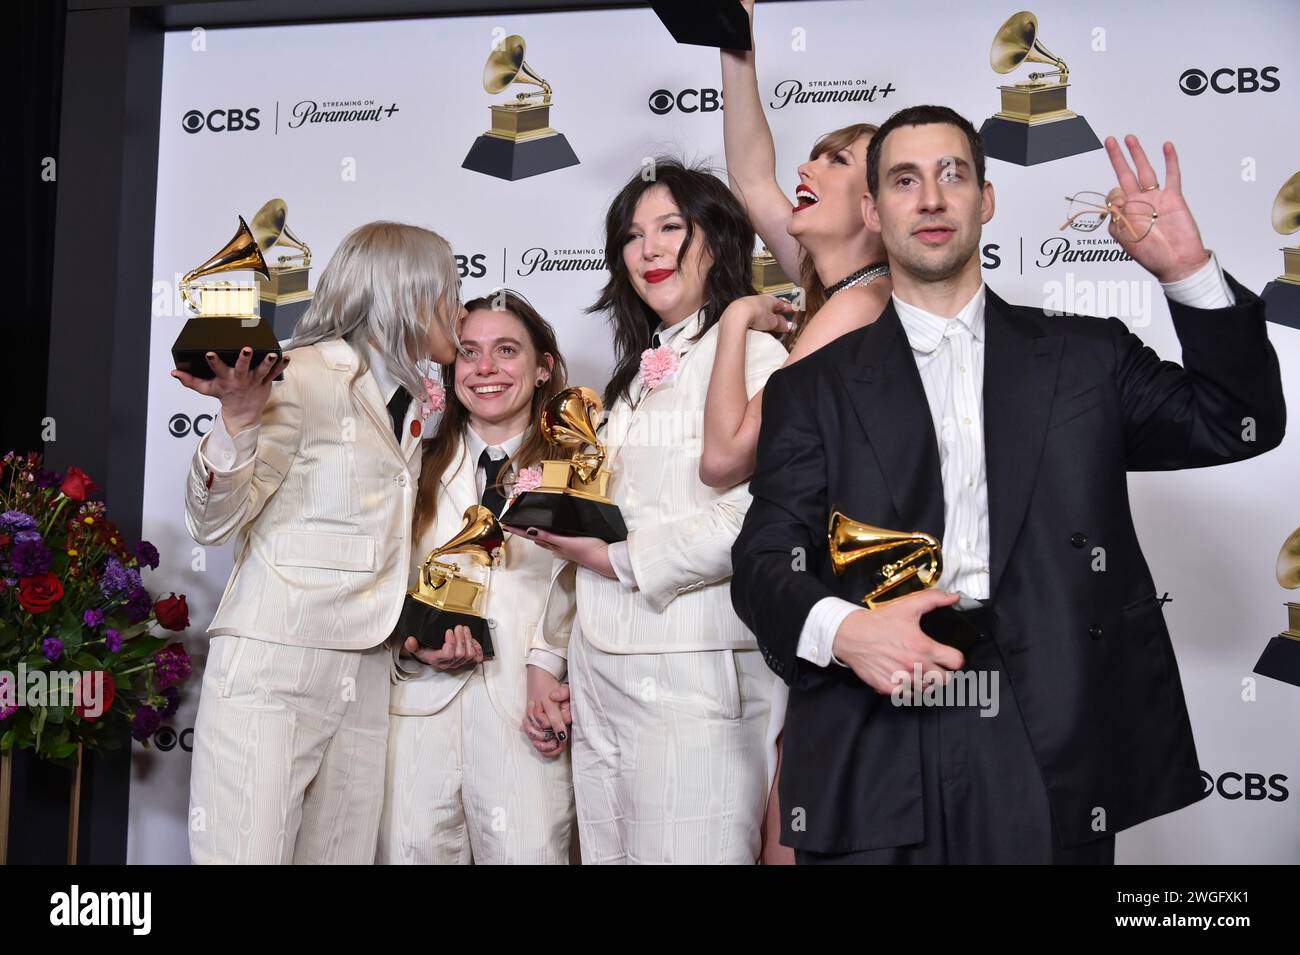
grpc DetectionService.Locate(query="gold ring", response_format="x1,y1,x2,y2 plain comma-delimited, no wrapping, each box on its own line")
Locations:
1142,183,1159,192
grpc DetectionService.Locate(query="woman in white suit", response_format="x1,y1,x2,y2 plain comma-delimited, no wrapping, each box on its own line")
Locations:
509,161,788,864
377,290,577,865
176,222,465,864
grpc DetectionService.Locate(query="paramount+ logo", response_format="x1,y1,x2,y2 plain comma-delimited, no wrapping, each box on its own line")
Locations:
181,107,262,133
1199,770,1288,801
648,88,723,115
1178,67,1279,96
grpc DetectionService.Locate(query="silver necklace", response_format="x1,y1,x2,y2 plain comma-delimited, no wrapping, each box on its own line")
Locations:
825,262,890,299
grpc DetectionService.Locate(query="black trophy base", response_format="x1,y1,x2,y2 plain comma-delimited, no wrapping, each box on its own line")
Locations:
1253,636,1300,687
502,490,628,543
919,605,986,655
261,296,311,341
172,317,284,381
1263,280,1300,331
462,133,580,182
393,595,495,659
979,114,1103,166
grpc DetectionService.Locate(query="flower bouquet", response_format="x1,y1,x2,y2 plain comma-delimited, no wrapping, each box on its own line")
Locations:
0,451,193,769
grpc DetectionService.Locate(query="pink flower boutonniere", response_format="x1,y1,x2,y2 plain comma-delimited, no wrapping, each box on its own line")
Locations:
420,377,446,420
500,466,544,525
638,344,679,392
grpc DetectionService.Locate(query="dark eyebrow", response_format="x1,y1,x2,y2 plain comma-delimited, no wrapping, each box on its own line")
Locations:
458,336,523,348
887,158,970,178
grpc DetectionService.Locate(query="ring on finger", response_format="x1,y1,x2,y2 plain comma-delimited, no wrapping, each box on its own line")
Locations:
1141,182,1159,192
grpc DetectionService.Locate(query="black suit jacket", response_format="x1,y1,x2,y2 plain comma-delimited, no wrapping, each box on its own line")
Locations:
730,275,1286,853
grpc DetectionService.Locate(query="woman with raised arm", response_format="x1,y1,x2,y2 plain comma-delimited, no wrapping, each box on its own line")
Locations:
703,0,893,490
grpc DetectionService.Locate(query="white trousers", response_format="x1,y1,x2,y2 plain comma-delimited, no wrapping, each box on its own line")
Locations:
188,635,390,864
568,630,772,864
376,670,576,864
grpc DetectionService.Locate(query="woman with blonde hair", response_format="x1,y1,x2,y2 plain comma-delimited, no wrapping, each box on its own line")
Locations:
177,221,465,864
378,289,577,864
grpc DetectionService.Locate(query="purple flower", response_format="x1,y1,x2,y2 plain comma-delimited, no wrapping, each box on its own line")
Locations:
35,469,63,489
100,557,129,595
9,540,51,577
131,705,161,741
135,540,160,571
105,628,122,653
42,637,63,661
0,511,37,532
125,587,153,624
154,643,193,690
13,529,42,544
84,608,105,628
0,674,16,722
159,686,181,718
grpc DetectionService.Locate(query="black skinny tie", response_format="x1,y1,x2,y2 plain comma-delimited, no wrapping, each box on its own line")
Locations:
479,449,507,517
386,388,412,442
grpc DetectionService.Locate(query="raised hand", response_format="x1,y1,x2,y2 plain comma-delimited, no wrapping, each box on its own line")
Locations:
1103,135,1210,284
171,347,288,435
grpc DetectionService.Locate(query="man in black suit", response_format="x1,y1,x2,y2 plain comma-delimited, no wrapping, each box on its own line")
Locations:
730,105,1286,863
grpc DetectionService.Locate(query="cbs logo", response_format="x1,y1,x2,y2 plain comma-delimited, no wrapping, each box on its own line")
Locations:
1179,67,1279,96
648,88,724,115
181,107,262,133
455,253,487,279
169,412,214,438
1199,770,1288,801
153,726,194,753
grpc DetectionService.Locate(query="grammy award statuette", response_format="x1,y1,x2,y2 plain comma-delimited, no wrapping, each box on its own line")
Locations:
461,33,580,182
1253,527,1300,687
1262,172,1300,331
172,215,283,380
502,386,628,543
394,505,504,657
978,10,1102,166
829,510,983,653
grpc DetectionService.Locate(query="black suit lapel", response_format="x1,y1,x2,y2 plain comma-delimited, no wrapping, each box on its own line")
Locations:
982,289,1064,598
835,305,945,539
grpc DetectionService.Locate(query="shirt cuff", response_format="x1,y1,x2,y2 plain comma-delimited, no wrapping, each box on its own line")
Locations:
527,648,566,680
797,596,860,668
201,415,260,474
1161,251,1234,310
608,540,638,590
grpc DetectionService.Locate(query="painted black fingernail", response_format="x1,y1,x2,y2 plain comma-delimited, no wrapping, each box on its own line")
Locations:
557,731,567,742
527,528,538,537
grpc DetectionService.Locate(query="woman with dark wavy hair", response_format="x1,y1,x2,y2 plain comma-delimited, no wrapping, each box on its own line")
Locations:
509,159,788,864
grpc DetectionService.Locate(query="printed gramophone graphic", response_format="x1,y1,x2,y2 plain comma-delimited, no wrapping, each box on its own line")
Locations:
502,386,628,542
828,510,982,653
978,10,1103,166
1253,527,1300,687
1262,171,1300,331
462,33,580,181
393,504,504,656
752,246,798,302
249,198,313,340
172,215,282,380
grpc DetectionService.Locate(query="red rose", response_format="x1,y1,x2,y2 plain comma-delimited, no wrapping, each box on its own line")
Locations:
74,671,117,722
154,592,190,631
60,466,98,502
0,533,10,547
18,573,64,614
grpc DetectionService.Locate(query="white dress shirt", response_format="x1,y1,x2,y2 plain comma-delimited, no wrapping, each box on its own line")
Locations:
607,312,697,588
796,253,1236,667
204,339,409,473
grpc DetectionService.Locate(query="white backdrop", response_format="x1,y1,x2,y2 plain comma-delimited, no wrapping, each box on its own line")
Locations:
130,0,1300,864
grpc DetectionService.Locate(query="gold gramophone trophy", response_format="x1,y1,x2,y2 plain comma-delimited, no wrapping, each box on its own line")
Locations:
1253,527,1300,687
393,505,505,656
250,198,313,340
461,33,580,181
752,246,798,301
172,216,283,380
828,510,982,652
501,386,628,542
1262,172,1300,330
978,10,1102,166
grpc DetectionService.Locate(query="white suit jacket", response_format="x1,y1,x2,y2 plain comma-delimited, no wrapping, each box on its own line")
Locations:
183,339,423,651
545,311,788,655
389,435,571,721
